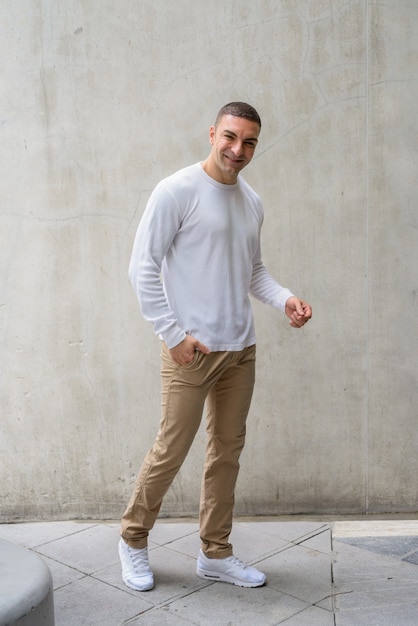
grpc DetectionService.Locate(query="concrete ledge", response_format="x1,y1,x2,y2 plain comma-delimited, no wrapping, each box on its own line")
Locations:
0,539,54,626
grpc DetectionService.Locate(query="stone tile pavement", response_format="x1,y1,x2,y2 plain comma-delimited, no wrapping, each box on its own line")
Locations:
0,517,417,625
332,520,418,625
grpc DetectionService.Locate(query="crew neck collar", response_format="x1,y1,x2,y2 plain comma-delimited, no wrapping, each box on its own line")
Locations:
198,162,240,189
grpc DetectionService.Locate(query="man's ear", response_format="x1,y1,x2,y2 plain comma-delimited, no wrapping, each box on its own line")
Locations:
209,125,216,145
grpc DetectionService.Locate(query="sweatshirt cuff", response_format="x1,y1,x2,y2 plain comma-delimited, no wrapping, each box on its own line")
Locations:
160,327,187,350
276,288,295,312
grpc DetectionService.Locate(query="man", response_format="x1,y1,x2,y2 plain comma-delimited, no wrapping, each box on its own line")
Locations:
119,102,312,591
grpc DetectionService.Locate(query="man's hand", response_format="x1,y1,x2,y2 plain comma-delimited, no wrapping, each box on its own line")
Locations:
285,296,312,328
169,335,211,366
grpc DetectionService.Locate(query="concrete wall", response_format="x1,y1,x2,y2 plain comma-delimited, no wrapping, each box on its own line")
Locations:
1,1,417,522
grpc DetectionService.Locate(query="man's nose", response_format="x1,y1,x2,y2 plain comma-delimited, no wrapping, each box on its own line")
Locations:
231,140,243,156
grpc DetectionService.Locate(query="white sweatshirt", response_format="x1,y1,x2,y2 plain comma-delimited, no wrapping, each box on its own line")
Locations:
129,163,294,351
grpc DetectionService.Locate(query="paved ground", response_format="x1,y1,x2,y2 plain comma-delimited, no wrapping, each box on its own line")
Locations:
1,517,418,625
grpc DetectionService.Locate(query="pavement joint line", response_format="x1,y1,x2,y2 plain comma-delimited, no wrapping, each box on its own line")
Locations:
250,541,311,564
291,524,331,545
249,527,335,565
21,523,99,550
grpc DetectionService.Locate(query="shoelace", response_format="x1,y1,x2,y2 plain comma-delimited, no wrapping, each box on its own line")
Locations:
225,555,248,569
128,547,151,572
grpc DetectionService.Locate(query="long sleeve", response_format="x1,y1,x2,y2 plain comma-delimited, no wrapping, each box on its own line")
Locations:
249,212,294,311
128,185,187,349
249,257,294,311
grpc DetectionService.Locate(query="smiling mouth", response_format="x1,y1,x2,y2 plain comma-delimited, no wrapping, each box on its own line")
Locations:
224,154,244,165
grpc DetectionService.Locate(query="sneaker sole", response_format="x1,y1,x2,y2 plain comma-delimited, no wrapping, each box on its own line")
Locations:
121,573,154,592
196,568,266,588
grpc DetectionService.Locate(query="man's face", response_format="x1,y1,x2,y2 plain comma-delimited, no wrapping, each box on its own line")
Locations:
206,114,260,184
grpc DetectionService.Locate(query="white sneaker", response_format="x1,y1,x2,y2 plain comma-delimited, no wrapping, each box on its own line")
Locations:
118,538,154,591
196,549,266,588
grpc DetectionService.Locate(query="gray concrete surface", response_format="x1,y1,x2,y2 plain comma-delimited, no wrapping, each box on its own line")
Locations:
0,538,54,625
2,0,418,521
1,518,417,625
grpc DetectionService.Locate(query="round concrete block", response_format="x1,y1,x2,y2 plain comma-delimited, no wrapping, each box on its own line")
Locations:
0,538,54,625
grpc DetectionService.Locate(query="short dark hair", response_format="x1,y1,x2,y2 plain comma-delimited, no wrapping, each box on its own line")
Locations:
215,102,261,128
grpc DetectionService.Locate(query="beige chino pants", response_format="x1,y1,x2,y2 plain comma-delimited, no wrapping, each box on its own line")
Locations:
121,342,256,558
